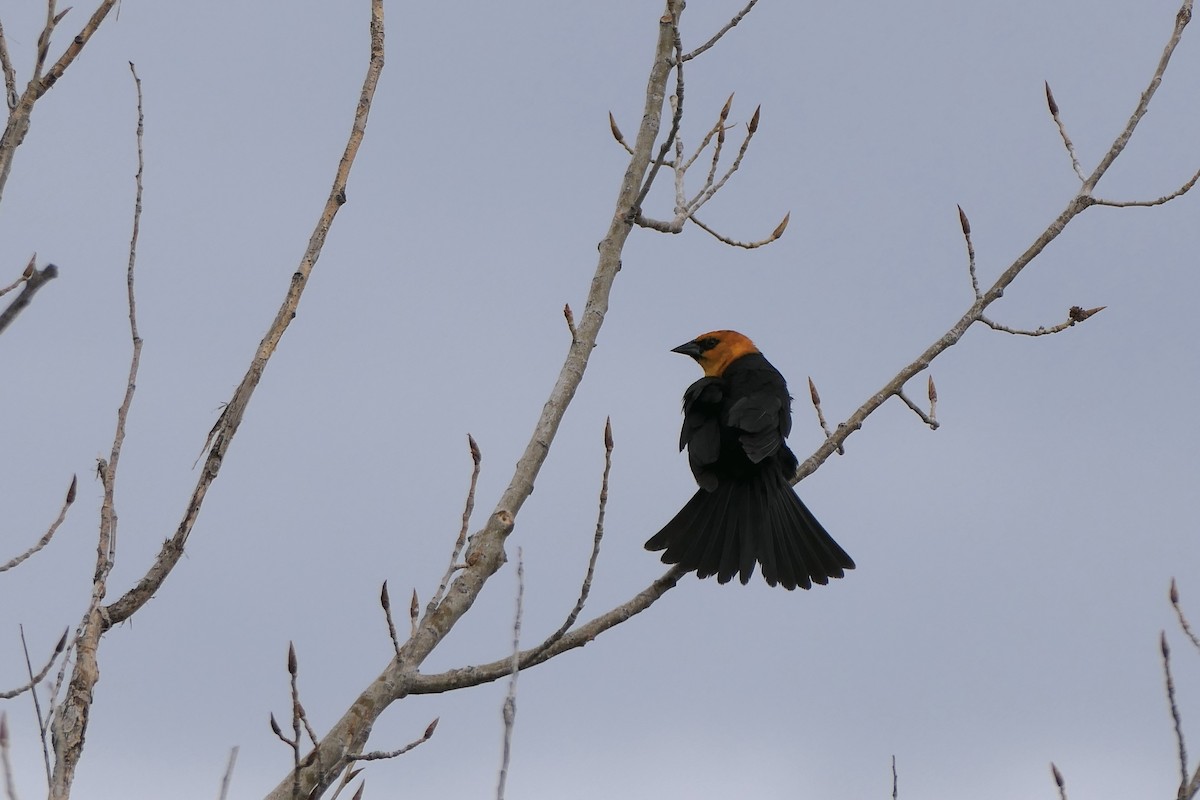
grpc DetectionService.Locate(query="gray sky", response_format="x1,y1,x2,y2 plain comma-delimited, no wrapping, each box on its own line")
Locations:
2,1,1200,798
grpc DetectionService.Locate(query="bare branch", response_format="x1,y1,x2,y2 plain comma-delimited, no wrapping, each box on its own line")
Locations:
105,0,385,633
897,387,938,430
0,255,34,298
0,18,16,112
1050,762,1067,800
349,718,437,762
1092,163,1200,207
524,418,613,663
690,211,788,249
380,582,401,657
217,746,238,800
409,566,687,695
680,0,759,62
1170,579,1200,653
806,377,843,454
1163,633,1190,792
19,626,52,785
0,629,67,700
496,550,524,800
0,475,75,572
957,205,980,298
1044,81,1086,182
427,434,482,614
0,713,15,800
980,305,1105,337
0,263,58,336
1081,0,1193,195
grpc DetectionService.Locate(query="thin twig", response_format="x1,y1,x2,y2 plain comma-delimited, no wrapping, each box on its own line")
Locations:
957,205,979,298
19,626,51,785
681,0,759,62
980,305,1105,336
1044,82,1086,182
217,746,238,800
0,256,35,299
427,434,482,614
1050,762,1067,800
0,630,67,700
350,718,438,762
496,550,524,800
891,755,898,800
0,476,76,572
0,714,16,800
410,565,688,695
0,18,16,111
1170,579,1200,652
1163,632,1190,792
689,211,788,249
1092,163,1200,206
0,263,58,336
524,418,613,663
380,582,401,657
897,388,938,430
806,377,843,455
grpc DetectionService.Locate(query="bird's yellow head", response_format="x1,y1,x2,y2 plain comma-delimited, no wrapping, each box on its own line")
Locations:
671,330,760,377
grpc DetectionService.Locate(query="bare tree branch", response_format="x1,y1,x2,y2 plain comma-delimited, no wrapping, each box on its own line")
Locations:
427,434,481,613
0,262,58,336
496,550,524,800
0,1,120,204
0,476,75,573
1050,762,1067,800
104,0,385,632
265,5,686,793
793,0,1194,483
680,0,759,62
524,418,612,664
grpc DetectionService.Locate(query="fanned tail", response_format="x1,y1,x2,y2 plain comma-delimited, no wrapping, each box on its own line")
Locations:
645,471,854,591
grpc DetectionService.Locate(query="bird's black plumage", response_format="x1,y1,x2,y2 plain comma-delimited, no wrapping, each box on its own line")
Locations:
645,331,854,590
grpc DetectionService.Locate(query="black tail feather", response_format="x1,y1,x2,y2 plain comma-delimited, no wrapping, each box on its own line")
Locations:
646,471,854,591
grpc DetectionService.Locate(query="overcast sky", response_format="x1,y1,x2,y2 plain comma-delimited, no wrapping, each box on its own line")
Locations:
2,1,1200,799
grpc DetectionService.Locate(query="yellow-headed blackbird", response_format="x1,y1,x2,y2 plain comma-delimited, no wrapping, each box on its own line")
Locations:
645,330,855,590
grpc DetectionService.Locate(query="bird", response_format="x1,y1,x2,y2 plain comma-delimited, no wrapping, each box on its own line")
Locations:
644,330,855,590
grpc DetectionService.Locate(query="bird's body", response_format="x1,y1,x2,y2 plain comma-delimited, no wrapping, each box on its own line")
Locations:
645,330,854,590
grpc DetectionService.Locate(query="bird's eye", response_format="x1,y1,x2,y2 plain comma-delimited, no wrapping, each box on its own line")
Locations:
698,337,720,351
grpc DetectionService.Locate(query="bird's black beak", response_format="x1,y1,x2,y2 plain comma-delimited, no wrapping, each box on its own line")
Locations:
671,340,704,359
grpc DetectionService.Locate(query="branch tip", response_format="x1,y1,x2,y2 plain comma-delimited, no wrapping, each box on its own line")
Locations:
380,581,390,610
807,376,820,406
287,642,298,676
604,416,613,451
1044,81,1059,116
771,211,790,240
1051,762,1064,787
957,204,971,235
748,104,761,133
1171,577,1179,605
